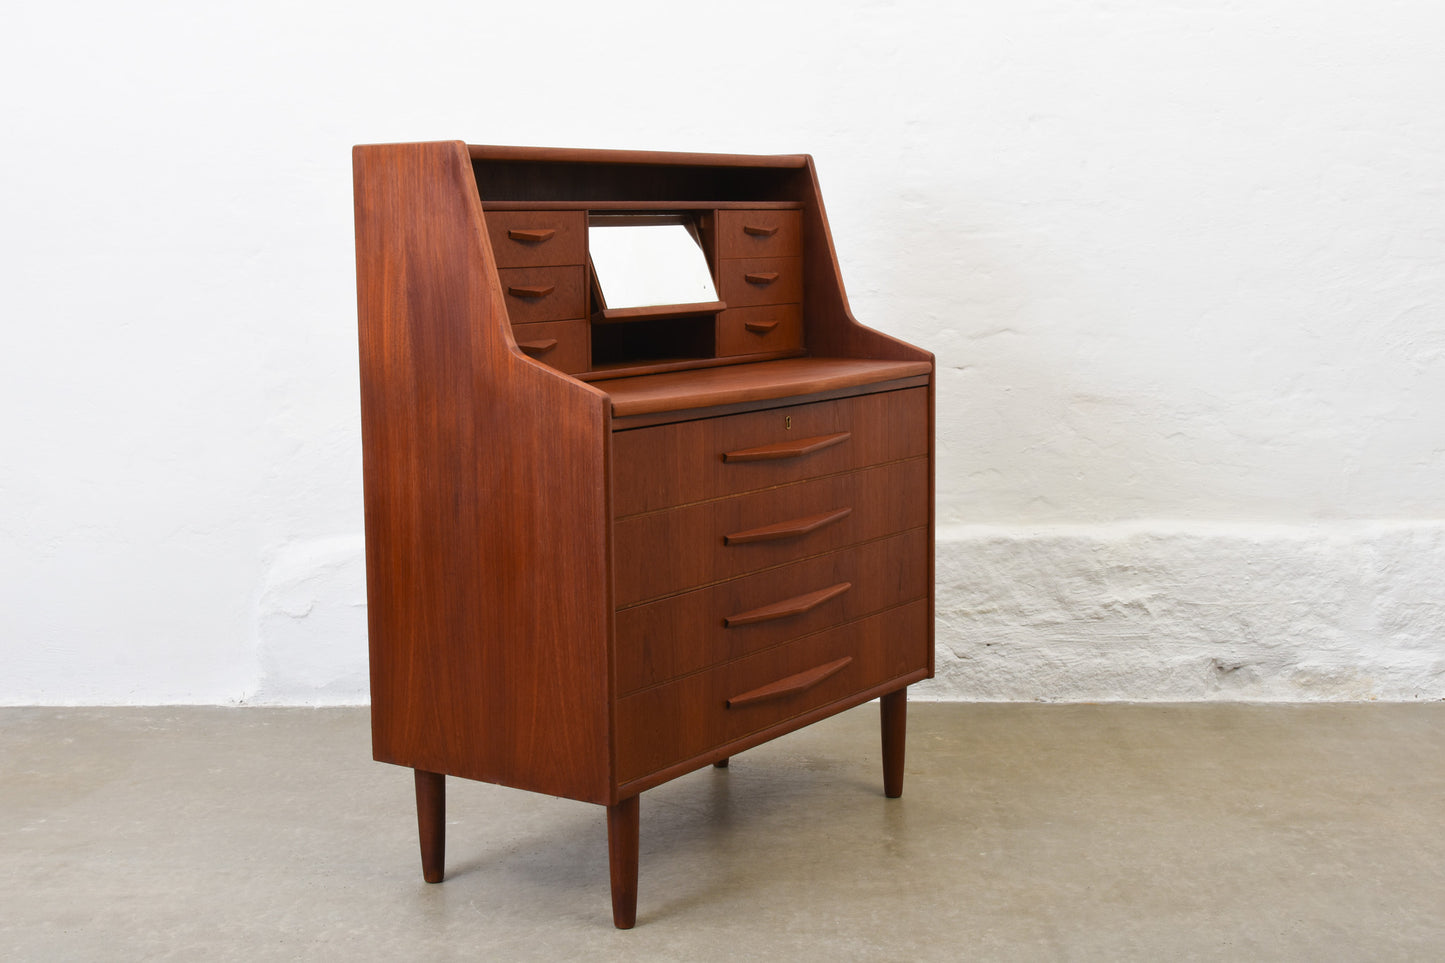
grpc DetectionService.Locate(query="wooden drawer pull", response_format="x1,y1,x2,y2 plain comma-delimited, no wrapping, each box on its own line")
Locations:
726,657,852,708
744,320,779,334
723,431,850,463
724,582,852,628
743,224,780,237
508,284,555,299
724,507,851,545
516,338,558,355
744,272,780,285
507,228,556,243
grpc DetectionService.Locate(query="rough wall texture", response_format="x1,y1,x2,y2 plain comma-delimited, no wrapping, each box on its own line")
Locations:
254,537,368,705
925,524,1445,702
2,1,1442,703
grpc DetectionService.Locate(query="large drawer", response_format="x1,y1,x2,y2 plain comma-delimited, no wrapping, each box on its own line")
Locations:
612,387,928,516
613,457,928,606
615,600,929,784
616,529,929,694
485,210,586,268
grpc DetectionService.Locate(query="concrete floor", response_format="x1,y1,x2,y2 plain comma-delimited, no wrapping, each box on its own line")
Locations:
2,704,1443,961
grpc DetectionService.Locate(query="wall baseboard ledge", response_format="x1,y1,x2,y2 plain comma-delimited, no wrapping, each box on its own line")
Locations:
920,520,1445,702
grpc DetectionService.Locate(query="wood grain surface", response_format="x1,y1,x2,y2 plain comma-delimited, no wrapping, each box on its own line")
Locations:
357,141,936,927
354,141,612,805
615,601,929,783
613,458,929,606
601,357,931,416
615,529,928,693
612,386,927,515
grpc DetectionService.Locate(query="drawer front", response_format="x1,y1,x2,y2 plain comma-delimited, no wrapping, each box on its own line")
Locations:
498,265,587,324
718,257,803,308
717,304,804,358
512,319,590,374
486,210,586,268
616,529,929,694
615,600,929,784
614,457,928,606
717,210,802,260
613,388,928,517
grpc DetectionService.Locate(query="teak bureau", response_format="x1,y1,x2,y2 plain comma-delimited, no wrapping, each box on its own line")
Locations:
352,142,935,928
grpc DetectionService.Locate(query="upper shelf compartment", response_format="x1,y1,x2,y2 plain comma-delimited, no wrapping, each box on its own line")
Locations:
467,143,933,384
467,145,808,205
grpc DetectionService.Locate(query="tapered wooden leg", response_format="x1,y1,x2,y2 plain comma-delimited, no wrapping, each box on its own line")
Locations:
607,796,640,929
714,757,729,768
414,769,445,883
881,688,907,798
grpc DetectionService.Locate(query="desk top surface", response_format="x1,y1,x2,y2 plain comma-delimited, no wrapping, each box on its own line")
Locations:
600,357,932,418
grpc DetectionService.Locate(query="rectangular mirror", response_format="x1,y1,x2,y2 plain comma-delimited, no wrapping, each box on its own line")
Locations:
589,214,721,317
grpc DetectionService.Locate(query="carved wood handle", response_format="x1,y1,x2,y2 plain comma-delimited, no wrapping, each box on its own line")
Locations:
744,320,779,333
744,272,780,285
724,582,852,628
726,657,853,708
724,507,852,545
507,228,556,243
722,432,851,463
516,339,558,354
508,284,555,298
743,224,780,237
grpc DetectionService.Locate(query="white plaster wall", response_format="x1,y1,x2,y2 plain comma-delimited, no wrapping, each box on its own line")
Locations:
2,1,1442,703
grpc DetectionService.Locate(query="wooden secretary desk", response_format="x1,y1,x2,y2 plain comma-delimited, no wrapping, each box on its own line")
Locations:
352,141,934,928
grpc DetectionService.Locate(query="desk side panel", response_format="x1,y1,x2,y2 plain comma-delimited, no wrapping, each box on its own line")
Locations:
354,141,611,805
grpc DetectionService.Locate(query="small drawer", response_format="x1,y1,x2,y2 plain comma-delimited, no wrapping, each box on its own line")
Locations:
511,319,590,374
615,600,929,784
717,304,804,358
613,457,929,606
718,257,803,308
717,210,802,260
485,210,586,268
616,529,929,693
613,388,928,516
498,265,587,324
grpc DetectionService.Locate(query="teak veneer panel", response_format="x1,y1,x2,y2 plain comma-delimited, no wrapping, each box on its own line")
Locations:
354,141,611,804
